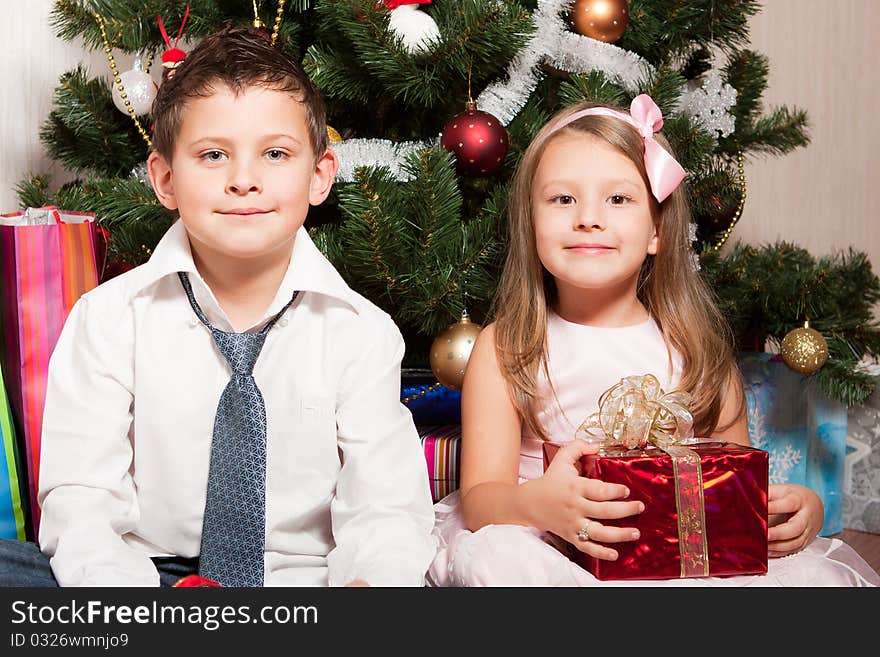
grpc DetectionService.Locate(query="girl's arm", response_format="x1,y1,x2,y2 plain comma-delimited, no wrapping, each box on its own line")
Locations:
458,323,528,530
710,368,824,557
458,323,642,561
708,370,750,446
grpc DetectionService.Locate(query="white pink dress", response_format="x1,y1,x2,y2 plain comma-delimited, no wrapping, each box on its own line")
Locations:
426,310,879,586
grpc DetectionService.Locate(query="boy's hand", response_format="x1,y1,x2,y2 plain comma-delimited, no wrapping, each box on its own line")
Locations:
345,580,370,587
536,439,644,562
767,483,824,558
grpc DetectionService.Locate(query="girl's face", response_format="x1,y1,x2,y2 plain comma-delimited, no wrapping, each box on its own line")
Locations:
531,132,658,305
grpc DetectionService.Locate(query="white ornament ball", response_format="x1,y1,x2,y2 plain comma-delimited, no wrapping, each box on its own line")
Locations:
111,69,158,116
388,5,441,55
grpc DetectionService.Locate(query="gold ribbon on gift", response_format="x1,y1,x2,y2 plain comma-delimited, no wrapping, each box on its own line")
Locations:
575,374,709,578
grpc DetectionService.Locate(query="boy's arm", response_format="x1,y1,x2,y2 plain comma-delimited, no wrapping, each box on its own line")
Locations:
326,313,436,587
37,296,160,586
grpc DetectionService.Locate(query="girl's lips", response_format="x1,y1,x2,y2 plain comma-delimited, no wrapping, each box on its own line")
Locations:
566,245,615,254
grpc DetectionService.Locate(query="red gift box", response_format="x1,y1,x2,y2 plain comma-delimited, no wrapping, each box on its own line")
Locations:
543,440,768,581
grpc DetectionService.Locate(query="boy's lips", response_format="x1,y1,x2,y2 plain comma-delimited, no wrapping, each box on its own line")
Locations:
219,208,272,216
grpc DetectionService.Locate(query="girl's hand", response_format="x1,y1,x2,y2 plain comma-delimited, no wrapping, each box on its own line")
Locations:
767,483,824,558
535,439,644,562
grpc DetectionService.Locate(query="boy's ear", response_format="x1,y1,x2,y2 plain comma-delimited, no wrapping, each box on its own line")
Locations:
147,151,179,211
309,148,339,206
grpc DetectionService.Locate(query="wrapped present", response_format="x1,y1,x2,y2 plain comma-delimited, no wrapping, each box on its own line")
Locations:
542,374,768,581
738,351,847,535
843,365,880,534
0,206,102,536
418,425,462,502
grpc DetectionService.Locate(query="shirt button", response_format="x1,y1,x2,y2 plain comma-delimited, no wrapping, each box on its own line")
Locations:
279,318,289,327
188,319,200,329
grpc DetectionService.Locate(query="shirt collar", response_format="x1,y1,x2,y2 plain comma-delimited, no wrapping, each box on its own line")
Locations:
136,219,361,317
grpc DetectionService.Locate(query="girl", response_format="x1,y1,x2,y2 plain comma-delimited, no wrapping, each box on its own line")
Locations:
427,95,879,587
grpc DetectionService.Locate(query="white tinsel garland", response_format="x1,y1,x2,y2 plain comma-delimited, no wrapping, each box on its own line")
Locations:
333,0,738,182
332,138,438,183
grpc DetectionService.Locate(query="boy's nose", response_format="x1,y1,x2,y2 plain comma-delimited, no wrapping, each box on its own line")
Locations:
226,170,261,195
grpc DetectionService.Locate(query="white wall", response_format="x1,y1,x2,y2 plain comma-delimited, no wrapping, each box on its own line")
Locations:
0,0,143,204
2,1,878,300
739,0,880,299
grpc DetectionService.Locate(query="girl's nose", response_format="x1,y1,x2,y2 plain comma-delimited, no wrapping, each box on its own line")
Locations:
575,206,605,231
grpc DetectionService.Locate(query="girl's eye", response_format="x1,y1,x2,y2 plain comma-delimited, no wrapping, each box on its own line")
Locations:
551,195,575,205
202,150,226,162
609,194,632,205
266,149,288,161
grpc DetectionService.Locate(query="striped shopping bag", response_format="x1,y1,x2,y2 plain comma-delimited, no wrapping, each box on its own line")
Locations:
0,207,100,537
0,361,26,540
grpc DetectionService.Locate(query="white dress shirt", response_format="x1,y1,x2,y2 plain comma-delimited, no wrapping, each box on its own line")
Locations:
37,219,437,587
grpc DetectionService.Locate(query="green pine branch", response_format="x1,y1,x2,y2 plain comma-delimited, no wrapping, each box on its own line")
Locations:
701,242,880,406
39,66,149,177
622,0,760,66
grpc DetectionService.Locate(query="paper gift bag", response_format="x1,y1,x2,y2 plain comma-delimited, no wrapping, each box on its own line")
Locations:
738,351,847,535
0,206,101,536
0,362,27,540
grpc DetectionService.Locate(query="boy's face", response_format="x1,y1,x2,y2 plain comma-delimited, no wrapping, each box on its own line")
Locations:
148,84,337,263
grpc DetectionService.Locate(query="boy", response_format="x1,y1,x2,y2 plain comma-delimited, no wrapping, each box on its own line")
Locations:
0,26,436,586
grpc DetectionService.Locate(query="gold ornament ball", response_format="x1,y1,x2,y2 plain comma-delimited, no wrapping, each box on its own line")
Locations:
570,0,629,43
780,321,829,374
430,314,482,391
327,125,343,143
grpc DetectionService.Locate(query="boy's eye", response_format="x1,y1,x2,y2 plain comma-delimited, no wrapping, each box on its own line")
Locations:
609,194,632,205
551,195,575,205
265,149,288,161
201,150,226,162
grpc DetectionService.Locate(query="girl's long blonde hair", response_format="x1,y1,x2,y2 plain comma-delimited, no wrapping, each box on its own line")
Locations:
491,100,745,440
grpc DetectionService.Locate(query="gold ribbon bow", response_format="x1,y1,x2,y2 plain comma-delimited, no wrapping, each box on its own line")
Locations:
576,374,709,577
576,373,695,448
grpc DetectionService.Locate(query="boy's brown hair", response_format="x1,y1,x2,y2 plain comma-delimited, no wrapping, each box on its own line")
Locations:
150,24,328,163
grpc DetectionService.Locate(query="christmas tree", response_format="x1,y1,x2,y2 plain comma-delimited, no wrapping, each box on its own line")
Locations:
15,0,880,404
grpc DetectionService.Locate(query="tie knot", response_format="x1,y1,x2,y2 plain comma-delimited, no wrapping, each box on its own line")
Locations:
211,330,266,376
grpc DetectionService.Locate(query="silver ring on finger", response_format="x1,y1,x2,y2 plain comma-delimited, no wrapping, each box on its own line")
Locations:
576,519,593,542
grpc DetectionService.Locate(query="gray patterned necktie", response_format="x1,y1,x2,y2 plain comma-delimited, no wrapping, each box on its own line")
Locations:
178,272,298,587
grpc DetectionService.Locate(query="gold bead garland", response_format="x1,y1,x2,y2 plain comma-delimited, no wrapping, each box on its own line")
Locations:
270,0,286,45
255,0,287,45
707,148,746,253
401,382,443,405
95,12,153,148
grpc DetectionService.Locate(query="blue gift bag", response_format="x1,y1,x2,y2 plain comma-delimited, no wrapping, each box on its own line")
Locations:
739,352,846,536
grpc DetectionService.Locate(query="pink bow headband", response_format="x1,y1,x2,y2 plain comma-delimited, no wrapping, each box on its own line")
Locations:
549,94,686,202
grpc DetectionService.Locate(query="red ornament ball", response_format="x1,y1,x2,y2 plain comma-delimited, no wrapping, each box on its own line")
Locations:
440,102,509,177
